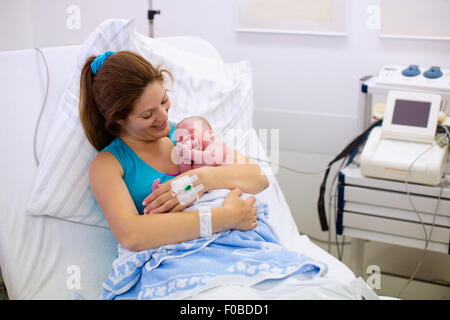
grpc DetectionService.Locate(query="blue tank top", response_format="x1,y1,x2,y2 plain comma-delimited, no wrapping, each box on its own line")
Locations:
101,121,179,215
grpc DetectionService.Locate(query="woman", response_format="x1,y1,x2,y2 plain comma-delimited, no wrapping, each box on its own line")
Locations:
79,51,269,252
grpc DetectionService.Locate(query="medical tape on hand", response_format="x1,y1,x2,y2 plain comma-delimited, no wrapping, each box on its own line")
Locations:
198,206,212,238
170,174,204,205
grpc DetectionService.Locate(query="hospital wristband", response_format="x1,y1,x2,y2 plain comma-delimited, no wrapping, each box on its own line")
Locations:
198,206,212,238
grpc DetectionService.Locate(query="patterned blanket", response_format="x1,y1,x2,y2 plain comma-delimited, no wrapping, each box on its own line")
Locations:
101,189,327,300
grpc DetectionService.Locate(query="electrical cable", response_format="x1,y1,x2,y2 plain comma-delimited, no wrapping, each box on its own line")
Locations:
396,140,448,298
438,123,450,141
397,178,444,298
317,120,383,231
252,125,449,281
329,156,348,255
248,154,354,257
249,156,327,175
33,48,50,167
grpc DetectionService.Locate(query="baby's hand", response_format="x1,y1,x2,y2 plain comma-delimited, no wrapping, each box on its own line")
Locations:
151,178,160,192
145,179,161,214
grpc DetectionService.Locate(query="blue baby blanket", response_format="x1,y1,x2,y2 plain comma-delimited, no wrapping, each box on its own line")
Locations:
101,190,327,300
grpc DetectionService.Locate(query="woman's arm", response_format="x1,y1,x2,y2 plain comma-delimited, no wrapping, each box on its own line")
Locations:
177,140,268,194
89,151,257,251
142,148,269,215
205,164,268,195
125,208,231,251
205,148,269,194
129,188,256,251
188,148,268,194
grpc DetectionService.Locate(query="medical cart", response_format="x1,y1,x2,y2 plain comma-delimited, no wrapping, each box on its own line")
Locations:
339,68,450,277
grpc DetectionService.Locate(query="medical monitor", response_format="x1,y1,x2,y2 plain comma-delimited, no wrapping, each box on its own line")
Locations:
382,91,441,142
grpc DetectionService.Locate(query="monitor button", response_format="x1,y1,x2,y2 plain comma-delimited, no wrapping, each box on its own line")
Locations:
423,66,443,79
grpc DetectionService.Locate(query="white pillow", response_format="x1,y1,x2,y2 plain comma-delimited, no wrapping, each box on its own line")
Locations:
133,33,254,135
25,19,254,227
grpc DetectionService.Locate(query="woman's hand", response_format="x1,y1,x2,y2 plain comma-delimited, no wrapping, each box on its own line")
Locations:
222,188,258,231
142,167,211,214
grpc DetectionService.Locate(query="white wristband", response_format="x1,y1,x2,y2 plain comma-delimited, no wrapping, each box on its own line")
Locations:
198,206,212,238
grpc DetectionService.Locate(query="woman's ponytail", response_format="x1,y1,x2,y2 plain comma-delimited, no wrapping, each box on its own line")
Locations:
79,56,115,151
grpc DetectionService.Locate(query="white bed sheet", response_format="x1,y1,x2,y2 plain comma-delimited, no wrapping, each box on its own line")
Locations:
0,40,355,300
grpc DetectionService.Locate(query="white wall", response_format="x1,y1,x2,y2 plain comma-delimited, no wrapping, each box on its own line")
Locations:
0,0,150,52
0,0,34,52
153,0,450,117
153,0,450,298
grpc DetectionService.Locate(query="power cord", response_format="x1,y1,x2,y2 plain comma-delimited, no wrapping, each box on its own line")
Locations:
248,154,354,256
249,126,449,288
396,133,449,298
329,155,349,258
34,48,50,167
249,156,327,175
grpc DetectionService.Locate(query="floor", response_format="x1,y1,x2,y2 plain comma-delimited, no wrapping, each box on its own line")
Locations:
311,238,450,300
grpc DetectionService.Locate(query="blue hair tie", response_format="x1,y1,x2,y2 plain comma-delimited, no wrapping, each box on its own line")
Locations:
91,51,115,75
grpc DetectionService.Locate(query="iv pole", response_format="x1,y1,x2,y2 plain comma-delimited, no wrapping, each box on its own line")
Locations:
148,0,161,38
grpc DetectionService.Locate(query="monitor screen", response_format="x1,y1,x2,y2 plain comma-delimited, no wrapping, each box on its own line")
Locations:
391,99,431,128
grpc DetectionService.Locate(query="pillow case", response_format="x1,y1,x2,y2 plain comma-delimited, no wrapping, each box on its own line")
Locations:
25,19,254,228
133,33,254,136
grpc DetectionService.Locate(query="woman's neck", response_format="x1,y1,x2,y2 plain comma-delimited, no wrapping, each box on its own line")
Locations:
119,135,163,153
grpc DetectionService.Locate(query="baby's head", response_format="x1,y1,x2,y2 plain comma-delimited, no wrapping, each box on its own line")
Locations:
174,116,214,148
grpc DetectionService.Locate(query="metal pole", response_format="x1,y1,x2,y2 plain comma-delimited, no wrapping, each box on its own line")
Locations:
358,75,373,132
350,238,365,277
148,0,160,38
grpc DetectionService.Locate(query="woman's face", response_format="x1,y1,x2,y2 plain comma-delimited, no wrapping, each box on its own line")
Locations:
118,81,171,142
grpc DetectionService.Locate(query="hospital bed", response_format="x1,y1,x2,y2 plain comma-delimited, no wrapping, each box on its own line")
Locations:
0,19,367,300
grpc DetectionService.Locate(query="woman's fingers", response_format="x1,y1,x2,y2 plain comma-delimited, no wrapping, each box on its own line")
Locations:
143,168,210,214
143,191,173,214
229,188,243,197
245,195,256,206
143,182,167,206
170,203,189,213
145,196,178,214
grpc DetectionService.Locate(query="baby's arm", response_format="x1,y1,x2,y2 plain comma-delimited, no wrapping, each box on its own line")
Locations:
192,140,233,167
176,137,195,173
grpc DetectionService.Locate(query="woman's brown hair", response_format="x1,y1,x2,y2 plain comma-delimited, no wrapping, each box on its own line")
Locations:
79,50,173,151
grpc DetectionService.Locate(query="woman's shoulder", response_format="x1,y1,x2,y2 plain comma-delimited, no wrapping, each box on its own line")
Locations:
101,136,121,152
90,149,124,177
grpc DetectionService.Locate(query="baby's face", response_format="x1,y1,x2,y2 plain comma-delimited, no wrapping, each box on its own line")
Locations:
174,118,214,148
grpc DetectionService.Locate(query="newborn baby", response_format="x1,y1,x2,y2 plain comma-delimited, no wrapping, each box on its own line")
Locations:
150,116,234,193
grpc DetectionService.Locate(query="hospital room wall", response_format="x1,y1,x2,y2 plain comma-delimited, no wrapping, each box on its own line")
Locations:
0,0,150,52
153,0,450,298
0,0,34,52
